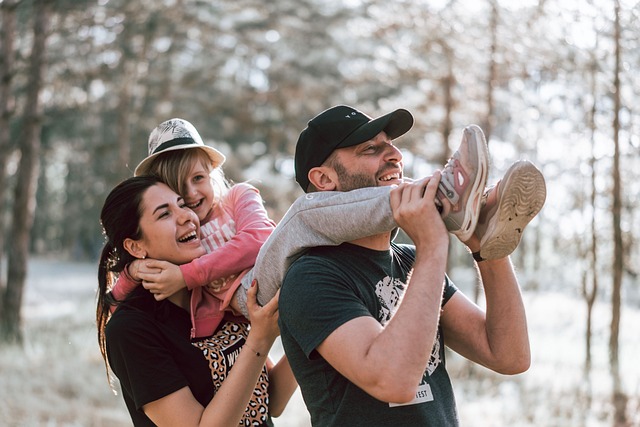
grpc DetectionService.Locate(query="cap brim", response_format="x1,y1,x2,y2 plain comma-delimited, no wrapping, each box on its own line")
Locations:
337,108,413,149
134,144,226,176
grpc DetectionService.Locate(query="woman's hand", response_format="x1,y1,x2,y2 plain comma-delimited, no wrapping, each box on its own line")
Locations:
245,281,280,353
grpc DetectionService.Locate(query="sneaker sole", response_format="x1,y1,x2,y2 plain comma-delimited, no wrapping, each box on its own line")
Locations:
478,160,546,260
450,124,489,242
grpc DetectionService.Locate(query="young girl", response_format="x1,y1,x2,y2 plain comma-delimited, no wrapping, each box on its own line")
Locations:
112,118,277,338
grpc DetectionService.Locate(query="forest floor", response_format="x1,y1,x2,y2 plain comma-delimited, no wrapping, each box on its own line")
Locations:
0,258,638,427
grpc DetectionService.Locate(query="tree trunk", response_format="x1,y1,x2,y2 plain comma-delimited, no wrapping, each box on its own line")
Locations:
609,1,627,425
609,0,623,379
470,1,500,302
0,0,18,306
583,159,598,373
481,0,498,144
0,0,49,344
114,4,151,183
583,56,599,373
115,20,133,182
440,55,454,167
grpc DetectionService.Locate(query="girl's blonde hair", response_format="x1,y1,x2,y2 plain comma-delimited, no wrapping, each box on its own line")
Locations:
146,148,230,206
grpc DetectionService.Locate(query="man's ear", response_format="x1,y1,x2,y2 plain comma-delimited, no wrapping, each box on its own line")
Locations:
308,166,338,191
123,238,147,259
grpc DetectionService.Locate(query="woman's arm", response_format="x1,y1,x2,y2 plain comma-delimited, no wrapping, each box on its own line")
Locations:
143,283,281,426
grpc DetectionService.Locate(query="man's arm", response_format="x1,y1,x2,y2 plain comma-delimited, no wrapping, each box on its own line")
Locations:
316,175,450,404
439,256,530,375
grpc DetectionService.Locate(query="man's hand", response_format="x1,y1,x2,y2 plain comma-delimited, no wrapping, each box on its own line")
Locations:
390,171,449,248
136,259,187,301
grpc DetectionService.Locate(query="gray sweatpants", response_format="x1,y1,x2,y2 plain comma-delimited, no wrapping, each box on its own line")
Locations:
235,186,396,317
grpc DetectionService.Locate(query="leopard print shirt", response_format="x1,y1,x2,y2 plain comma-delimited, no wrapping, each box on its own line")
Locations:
192,321,271,426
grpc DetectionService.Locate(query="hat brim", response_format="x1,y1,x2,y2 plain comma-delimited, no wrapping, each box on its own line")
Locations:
134,144,226,176
336,108,413,150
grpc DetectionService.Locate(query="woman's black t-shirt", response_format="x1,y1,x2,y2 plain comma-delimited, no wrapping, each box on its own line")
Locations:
106,287,214,426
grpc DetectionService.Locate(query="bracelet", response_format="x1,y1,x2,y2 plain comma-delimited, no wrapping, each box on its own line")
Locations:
244,343,263,357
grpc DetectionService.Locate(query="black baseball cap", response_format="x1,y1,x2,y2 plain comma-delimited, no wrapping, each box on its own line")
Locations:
294,105,414,191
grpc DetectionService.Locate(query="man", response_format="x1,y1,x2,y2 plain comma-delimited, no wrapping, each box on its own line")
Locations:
279,105,543,426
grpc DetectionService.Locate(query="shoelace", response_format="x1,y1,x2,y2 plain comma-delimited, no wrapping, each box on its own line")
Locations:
438,157,461,205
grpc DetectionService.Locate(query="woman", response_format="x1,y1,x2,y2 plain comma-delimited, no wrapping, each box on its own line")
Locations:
97,175,296,426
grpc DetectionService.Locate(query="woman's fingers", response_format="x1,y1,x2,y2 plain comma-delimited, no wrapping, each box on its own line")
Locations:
246,280,258,306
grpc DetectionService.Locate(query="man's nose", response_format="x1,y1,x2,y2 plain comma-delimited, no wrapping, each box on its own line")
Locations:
384,143,403,162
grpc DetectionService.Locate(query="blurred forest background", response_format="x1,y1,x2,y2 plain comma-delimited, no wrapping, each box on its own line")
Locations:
0,0,639,426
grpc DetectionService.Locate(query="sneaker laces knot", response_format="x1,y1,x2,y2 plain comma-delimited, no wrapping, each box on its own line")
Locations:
438,158,464,206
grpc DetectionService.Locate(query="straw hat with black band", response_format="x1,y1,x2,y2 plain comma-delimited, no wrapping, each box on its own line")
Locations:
134,118,226,177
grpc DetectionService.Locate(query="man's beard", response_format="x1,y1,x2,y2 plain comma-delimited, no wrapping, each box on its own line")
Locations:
333,161,386,192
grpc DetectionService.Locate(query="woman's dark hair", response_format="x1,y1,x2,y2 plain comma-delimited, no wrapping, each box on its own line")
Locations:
96,175,161,381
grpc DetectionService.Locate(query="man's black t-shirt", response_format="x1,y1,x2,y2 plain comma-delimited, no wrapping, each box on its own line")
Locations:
279,242,459,427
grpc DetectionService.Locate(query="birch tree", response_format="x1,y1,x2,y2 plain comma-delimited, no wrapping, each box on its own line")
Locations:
609,1,626,425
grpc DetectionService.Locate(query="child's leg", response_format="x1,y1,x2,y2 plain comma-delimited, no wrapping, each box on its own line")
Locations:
254,187,396,306
224,177,470,319
231,268,255,320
